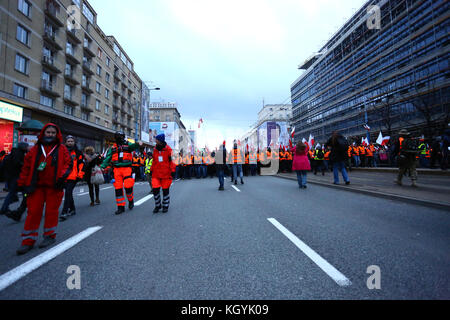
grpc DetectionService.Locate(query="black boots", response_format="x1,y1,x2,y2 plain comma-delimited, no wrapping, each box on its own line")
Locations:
162,207,168,213
115,206,125,215
129,200,134,210
38,236,56,249
153,206,161,214
17,244,34,255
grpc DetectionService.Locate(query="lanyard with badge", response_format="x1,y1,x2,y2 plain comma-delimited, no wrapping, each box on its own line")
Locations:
38,144,57,171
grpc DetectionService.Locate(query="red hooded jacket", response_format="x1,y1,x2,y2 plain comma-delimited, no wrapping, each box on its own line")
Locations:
18,123,73,193
151,143,176,179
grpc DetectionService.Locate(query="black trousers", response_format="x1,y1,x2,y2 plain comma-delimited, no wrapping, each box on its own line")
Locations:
87,182,100,203
62,180,77,213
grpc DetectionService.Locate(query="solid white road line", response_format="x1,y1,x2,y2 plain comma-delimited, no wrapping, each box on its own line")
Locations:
135,194,154,207
267,218,352,287
0,226,103,292
231,185,241,193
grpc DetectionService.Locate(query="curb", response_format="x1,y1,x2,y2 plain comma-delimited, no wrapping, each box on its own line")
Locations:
275,174,450,212
350,167,450,176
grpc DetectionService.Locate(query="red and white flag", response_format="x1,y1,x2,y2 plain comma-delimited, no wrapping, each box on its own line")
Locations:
308,134,315,149
363,124,371,131
290,127,296,138
198,118,204,129
376,132,390,146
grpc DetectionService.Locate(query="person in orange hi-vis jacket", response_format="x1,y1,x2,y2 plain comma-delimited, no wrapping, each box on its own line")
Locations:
151,134,176,214
60,135,85,221
100,132,143,215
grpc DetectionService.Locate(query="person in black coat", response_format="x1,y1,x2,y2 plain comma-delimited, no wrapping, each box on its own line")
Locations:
83,146,103,206
215,143,227,191
1,143,29,219
326,131,351,185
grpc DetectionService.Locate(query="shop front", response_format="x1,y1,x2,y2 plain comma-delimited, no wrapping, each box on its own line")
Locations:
0,100,24,154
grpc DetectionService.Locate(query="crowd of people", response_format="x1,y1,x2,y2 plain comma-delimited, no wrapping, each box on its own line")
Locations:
0,122,449,256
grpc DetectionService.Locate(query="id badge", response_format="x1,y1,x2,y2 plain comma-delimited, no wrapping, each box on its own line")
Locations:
37,161,47,171
158,156,163,162
119,152,124,158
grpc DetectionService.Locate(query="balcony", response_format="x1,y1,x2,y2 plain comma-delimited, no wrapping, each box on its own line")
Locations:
66,28,81,45
43,28,63,51
41,55,61,74
81,81,93,94
112,101,120,110
40,79,60,97
114,69,121,81
64,69,80,86
63,92,78,106
80,101,93,113
44,2,64,28
83,42,96,58
112,117,120,124
82,61,94,75
113,84,120,95
65,47,80,65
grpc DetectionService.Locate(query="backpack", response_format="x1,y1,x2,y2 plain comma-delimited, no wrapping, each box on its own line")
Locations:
401,138,419,155
316,149,324,159
335,136,349,154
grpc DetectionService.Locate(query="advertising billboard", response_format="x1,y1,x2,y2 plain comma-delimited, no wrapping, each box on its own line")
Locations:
148,122,179,150
257,121,290,149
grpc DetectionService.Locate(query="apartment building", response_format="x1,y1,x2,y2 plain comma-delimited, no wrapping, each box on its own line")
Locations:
290,0,449,143
0,0,143,152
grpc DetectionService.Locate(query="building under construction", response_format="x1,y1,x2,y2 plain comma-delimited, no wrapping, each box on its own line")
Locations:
290,0,449,144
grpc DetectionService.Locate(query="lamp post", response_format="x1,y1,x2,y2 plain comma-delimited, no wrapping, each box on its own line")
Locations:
351,85,370,143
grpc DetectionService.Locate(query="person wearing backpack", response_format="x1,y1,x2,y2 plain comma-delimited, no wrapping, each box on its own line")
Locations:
313,144,326,176
394,129,419,187
326,131,351,185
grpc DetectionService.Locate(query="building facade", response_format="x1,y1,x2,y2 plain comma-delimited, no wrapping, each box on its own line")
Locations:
290,0,450,144
0,0,142,153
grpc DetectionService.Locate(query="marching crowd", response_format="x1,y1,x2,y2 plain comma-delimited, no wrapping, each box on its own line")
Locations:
0,121,449,256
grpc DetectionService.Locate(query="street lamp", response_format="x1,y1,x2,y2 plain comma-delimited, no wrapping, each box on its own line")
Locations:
351,85,370,143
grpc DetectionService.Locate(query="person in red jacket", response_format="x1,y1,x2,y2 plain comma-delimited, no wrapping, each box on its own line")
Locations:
16,123,72,255
151,134,176,214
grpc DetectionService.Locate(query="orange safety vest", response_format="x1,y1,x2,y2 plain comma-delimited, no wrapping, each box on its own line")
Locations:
232,149,242,164
67,150,85,181
245,154,249,164
249,153,257,164
359,146,366,155
111,144,133,163
286,151,293,161
366,148,373,157
324,151,331,161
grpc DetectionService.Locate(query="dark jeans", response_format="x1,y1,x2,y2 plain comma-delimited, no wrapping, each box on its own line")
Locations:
1,178,19,213
296,170,307,187
62,180,77,213
217,169,225,188
88,182,100,203
333,161,350,184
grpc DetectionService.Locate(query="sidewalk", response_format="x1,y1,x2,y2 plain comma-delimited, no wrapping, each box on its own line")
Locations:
276,168,450,211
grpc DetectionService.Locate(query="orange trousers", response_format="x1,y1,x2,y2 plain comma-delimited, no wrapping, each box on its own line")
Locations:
113,167,135,207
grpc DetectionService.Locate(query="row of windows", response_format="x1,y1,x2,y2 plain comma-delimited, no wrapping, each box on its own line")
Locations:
291,0,448,100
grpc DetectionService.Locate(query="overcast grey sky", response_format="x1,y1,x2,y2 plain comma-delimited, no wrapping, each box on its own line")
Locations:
89,0,366,148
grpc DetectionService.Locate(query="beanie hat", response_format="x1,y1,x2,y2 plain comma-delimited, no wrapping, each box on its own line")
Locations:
155,133,165,143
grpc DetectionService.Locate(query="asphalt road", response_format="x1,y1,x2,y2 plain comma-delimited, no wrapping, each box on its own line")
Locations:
0,175,449,300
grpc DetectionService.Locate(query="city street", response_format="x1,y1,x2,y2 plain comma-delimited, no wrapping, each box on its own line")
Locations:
0,176,448,300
